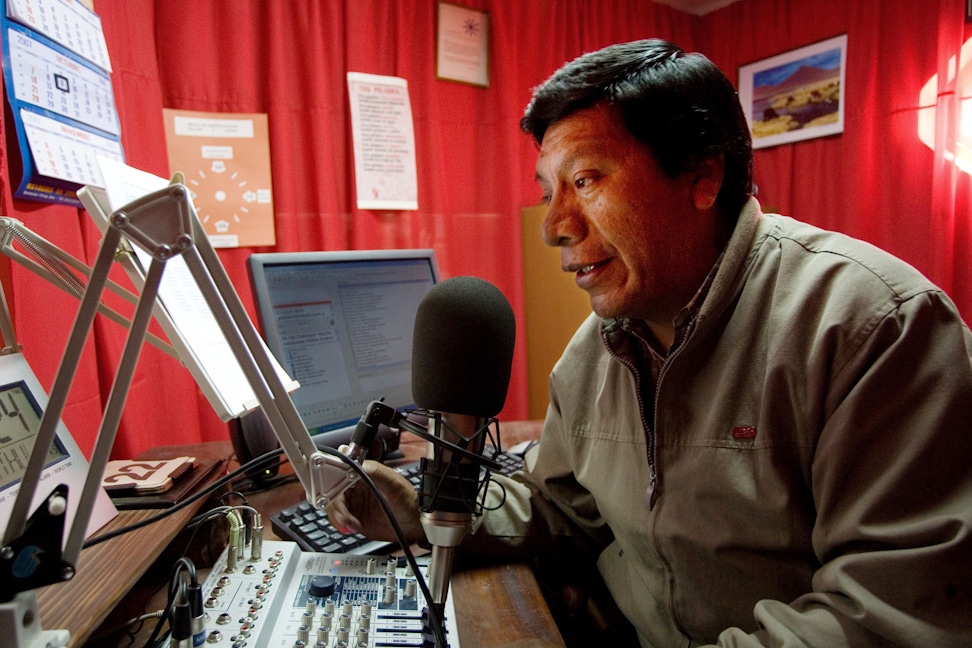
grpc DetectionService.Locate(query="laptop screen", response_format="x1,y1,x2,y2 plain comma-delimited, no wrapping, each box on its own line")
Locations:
247,249,439,439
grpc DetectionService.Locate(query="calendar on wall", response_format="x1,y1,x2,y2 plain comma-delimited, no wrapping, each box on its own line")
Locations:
1,0,123,206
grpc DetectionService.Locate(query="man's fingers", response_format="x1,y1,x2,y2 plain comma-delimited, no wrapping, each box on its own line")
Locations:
327,495,360,535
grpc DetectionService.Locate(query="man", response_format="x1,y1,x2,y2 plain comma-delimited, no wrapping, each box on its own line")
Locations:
329,39,972,647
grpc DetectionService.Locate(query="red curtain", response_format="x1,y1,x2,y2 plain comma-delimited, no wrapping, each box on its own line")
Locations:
1,0,969,459
699,0,972,313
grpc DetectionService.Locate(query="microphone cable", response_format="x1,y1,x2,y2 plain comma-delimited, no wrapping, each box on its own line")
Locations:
317,444,450,648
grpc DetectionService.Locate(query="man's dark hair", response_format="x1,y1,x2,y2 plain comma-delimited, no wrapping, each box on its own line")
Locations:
521,39,755,220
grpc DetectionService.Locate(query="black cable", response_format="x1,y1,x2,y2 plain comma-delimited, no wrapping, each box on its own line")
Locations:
82,448,284,548
232,469,297,495
81,435,478,647
142,557,196,648
217,490,249,506
317,445,449,648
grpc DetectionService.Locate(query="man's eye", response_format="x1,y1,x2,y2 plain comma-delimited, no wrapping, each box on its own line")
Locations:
575,175,595,189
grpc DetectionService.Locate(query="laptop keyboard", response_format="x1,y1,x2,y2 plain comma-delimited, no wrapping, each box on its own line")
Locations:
270,447,528,554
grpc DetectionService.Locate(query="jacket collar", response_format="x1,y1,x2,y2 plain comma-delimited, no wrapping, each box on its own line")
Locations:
696,197,763,325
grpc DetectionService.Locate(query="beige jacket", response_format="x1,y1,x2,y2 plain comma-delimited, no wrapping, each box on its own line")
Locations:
468,200,972,647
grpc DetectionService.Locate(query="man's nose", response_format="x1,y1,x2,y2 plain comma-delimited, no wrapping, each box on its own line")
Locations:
541,192,584,247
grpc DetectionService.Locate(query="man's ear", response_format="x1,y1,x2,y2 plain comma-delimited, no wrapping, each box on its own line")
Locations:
691,154,725,210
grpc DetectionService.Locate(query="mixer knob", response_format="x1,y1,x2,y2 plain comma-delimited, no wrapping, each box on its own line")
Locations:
405,579,417,598
308,575,336,598
302,610,314,622
319,610,333,629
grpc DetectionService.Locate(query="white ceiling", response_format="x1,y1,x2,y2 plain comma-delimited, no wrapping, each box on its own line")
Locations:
652,0,741,15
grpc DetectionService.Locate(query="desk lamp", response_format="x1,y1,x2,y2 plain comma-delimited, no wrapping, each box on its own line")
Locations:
0,180,373,648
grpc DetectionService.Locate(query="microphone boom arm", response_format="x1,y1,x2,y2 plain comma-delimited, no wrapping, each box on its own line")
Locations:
1,182,363,609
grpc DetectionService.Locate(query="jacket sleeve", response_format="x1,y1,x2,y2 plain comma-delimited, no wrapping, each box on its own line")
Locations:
706,290,972,647
462,378,613,561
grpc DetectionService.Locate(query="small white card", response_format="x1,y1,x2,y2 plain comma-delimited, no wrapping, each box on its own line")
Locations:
102,456,195,493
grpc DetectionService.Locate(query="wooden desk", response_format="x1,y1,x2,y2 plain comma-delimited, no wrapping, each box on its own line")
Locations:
34,496,209,646
40,422,563,647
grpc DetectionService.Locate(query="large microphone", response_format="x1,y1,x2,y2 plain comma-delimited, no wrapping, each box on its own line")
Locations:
411,275,515,612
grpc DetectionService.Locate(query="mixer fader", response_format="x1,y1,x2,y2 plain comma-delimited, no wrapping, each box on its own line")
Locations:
197,540,460,647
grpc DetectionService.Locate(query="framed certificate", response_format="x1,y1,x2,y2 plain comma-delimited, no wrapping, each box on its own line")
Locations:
435,2,489,88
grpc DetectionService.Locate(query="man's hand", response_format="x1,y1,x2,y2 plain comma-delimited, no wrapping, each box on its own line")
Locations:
326,459,425,544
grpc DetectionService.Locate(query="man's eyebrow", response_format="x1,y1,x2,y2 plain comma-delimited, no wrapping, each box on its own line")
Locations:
535,149,585,181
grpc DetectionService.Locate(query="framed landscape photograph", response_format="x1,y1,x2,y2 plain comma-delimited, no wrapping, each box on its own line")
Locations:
738,34,847,149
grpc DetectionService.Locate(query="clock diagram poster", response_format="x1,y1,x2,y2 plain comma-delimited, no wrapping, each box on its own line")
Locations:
163,109,275,248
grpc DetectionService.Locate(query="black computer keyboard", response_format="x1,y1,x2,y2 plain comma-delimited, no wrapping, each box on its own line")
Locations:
270,447,528,554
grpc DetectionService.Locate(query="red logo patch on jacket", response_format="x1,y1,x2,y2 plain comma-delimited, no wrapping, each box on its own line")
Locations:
732,425,757,439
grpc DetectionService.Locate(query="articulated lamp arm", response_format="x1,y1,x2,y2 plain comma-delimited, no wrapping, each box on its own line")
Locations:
1,182,359,606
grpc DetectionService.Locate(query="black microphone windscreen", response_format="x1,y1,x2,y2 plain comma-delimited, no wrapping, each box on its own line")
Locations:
412,276,515,417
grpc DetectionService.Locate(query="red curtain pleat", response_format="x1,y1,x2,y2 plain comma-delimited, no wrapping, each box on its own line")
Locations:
1,0,968,458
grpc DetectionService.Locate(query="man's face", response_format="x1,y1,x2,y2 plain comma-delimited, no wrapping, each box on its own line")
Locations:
535,103,724,328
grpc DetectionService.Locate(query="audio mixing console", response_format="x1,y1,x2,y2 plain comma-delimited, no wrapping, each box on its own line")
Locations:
195,540,459,647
